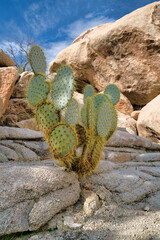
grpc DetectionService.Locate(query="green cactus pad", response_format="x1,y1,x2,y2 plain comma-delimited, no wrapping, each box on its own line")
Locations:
81,103,87,127
29,45,47,74
35,102,59,136
97,102,113,138
104,84,120,105
106,106,117,140
83,85,95,104
51,65,74,111
27,74,50,107
49,123,77,159
86,97,96,133
65,99,79,126
93,93,112,112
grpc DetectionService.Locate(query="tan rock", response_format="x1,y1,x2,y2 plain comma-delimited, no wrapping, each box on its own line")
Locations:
0,67,19,114
83,190,99,216
16,118,39,131
117,111,137,135
0,96,3,118
0,98,34,126
12,71,34,98
131,110,140,120
115,93,133,115
49,2,160,105
0,49,15,67
137,95,160,143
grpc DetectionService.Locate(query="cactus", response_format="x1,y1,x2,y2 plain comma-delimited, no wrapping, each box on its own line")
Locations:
35,102,59,137
27,74,50,107
51,65,74,111
29,45,47,74
104,84,120,105
49,123,78,159
65,99,79,126
83,85,95,104
26,45,120,177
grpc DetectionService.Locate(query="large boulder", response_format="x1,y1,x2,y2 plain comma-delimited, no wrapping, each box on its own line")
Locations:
49,2,160,105
0,49,15,67
0,161,80,236
137,95,160,143
12,71,34,98
0,67,19,114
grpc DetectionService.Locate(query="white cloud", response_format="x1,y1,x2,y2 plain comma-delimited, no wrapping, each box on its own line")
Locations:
64,15,115,40
24,2,56,37
0,40,20,55
44,41,71,64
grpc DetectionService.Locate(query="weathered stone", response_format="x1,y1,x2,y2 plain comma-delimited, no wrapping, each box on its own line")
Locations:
16,118,39,131
117,111,137,135
0,96,3,118
12,71,34,98
0,126,44,140
0,144,19,161
137,95,160,143
83,191,99,216
0,49,15,67
105,151,135,164
49,2,160,106
136,153,160,162
0,67,19,114
115,93,133,115
131,110,140,120
146,191,160,210
0,141,40,161
0,152,8,162
106,130,160,150
0,98,34,126
63,216,82,229
0,161,80,236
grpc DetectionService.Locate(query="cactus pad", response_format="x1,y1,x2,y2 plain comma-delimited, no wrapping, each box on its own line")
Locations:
29,45,47,74
27,74,50,107
75,124,87,147
49,123,77,159
104,84,120,105
65,99,79,126
35,102,59,136
93,93,112,112
106,106,117,140
51,65,74,110
97,102,113,138
83,85,95,104
81,104,87,127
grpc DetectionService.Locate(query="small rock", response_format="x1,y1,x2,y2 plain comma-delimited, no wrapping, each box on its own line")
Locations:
83,191,99,216
63,216,82,229
143,205,150,211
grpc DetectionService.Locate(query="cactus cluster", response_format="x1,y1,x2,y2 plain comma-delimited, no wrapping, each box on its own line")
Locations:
26,45,120,177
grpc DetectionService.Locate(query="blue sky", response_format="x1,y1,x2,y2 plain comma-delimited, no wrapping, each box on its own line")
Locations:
0,0,156,64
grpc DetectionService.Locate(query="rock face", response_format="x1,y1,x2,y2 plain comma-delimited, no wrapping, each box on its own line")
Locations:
0,49,15,67
0,98,34,126
0,161,80,236
137,95,160,143
0,71,34,126
105,129,160,164
12,71,34,98
49,2,160,105
0,67,19,114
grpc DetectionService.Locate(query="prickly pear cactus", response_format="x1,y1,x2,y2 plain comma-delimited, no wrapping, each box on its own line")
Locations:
26,45,120,177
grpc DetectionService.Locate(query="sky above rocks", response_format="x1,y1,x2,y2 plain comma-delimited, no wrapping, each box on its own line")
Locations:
0,0,156,64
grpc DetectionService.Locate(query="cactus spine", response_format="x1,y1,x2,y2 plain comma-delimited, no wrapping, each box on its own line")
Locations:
26,45,120,177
